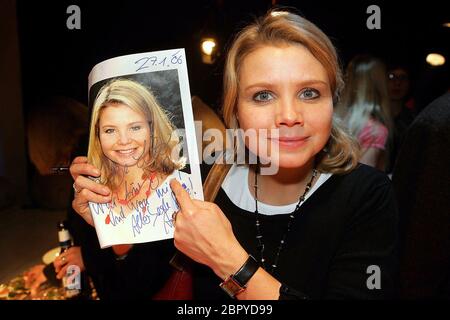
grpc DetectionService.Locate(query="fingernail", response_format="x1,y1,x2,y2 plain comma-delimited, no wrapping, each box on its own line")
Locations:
94,169,100,176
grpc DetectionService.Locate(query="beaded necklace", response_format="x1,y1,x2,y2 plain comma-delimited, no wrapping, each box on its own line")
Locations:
254,166,318,274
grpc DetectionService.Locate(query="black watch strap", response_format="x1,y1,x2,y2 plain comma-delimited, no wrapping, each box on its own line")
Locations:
220,255,260,298
232,255,259,287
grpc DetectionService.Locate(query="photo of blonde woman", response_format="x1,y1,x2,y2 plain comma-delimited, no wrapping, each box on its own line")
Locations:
83,78,192,247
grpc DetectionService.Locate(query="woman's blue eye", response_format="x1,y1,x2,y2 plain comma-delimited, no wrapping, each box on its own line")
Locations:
131,126,141,131
299,88,320,100
104,128,115,134
253,91,274,102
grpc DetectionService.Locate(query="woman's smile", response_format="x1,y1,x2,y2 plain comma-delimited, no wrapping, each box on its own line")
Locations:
115,148,137,155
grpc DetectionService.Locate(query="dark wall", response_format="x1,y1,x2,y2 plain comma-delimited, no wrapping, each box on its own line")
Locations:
17,0,449,112
1,0,27,204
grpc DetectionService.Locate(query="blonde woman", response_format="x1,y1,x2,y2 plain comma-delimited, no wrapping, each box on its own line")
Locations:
71,11,398,299
337,55,392,170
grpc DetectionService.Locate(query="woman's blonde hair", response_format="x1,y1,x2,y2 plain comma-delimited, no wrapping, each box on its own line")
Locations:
87,78,183,190
336,55,392,138
222,10,359,174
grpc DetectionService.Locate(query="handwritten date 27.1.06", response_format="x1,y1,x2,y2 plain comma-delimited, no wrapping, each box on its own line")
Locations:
134,51,183,72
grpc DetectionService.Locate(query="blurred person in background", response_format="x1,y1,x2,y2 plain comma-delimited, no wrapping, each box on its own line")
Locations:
27,96,89,209
337,55,392,171
385,64,416,174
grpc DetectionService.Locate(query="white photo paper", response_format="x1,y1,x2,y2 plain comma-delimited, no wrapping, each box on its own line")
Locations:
87,49,203,248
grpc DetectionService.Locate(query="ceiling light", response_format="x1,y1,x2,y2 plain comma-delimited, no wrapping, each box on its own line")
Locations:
426,53,445,66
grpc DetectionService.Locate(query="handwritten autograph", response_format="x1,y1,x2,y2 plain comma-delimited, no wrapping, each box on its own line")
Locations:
90,172,192,239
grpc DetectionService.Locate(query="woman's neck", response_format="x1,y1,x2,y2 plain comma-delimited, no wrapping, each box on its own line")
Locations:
112,165,146,197
248,160,318,206
121,165,144,183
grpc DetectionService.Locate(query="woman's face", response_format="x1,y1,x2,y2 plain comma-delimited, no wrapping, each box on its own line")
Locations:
237,44,333,169
387,68,410,101
99,103,151,167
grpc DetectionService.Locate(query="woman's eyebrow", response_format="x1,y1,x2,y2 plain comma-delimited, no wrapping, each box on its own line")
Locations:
101,121,145,128
243,79,328,91
100,124,116,128
128,121,145,126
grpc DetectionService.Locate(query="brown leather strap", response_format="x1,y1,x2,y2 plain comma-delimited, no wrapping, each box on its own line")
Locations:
203,162,233,202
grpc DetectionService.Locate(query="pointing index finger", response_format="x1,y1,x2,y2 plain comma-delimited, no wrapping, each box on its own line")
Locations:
170,179,194,212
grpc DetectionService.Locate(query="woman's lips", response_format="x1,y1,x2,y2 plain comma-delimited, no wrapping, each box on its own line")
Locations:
270,137,309,149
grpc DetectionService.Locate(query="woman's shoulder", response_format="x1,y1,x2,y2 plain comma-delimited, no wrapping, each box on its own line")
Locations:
332,163,391,193
171,169,190,179
322,165,396,233
348,163,390,181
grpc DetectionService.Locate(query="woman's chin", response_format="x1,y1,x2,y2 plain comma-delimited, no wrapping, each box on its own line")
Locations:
259,153,314,172
111,159,139,168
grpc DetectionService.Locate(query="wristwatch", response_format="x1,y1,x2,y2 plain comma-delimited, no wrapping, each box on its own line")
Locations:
220,255,259,298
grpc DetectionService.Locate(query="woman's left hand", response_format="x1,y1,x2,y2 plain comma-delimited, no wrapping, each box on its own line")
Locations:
170,179,248,280
24,264,47,297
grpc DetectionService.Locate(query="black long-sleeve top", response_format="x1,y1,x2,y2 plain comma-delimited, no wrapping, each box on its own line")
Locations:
194,164,399,299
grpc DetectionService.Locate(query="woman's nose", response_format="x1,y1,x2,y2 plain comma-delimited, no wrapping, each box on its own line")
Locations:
117,130,131,145
275,98,304,127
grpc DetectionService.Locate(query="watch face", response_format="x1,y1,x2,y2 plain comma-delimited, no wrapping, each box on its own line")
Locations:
220,276,245,298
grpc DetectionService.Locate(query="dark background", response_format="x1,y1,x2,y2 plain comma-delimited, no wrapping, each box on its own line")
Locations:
17,0,450,113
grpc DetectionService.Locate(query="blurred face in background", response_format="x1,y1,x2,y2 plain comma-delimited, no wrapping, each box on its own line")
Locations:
387,68,410,101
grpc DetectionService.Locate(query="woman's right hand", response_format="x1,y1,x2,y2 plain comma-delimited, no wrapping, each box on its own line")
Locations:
54,246,86,279
71,156,111,226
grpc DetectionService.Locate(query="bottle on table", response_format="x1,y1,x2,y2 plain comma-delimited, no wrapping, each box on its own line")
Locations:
57,220,81,299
